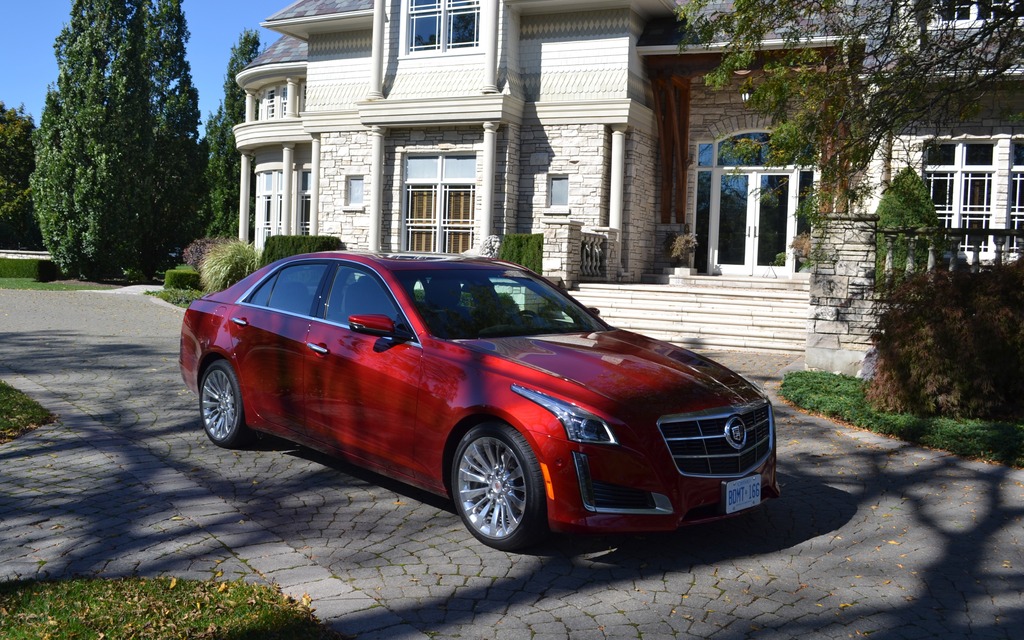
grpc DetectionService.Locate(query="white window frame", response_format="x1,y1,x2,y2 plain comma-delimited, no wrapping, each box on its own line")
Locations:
1011,141,1024,254
403,155,477,254
255,170,283,249
936,0,1021,24
405,0,481,55
347,175,365,208
299,170,312,236
925,141,996,252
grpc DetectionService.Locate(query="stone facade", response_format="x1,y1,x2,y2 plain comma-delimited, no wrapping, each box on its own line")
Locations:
805,215,880,375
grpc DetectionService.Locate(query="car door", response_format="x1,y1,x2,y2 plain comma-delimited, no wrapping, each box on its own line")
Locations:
230,261,329,436
304,263,425,479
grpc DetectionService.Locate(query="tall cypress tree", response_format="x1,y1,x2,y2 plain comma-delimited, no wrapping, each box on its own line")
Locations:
33,0,152,279
203,29,261,238
144,0,205,276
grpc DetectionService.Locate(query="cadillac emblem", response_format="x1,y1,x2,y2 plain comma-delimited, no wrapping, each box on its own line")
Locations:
723,416,747,450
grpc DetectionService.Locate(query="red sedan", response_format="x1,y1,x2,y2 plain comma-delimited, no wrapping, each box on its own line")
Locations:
179,252,779,550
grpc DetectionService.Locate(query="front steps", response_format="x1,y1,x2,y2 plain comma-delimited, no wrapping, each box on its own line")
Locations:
570,274,810,353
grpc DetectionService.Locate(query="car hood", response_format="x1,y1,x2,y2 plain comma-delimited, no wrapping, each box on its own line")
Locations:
461,329,765,415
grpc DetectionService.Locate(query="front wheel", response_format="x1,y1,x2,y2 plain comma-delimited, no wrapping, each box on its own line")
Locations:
199,360,251,448
451,422,548,551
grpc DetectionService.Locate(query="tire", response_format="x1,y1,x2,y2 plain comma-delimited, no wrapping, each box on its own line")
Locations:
451,422,548,551
199,360,251,448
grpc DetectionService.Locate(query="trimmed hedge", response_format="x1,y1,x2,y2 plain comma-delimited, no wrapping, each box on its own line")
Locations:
498,233,543,273
164,268,201,291
0,258,58,282
259,235,344,267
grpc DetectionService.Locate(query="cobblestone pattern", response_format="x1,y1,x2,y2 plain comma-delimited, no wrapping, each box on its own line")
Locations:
1,289,1021,639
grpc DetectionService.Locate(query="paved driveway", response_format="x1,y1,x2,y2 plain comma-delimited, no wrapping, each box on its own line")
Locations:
1,289,1021,639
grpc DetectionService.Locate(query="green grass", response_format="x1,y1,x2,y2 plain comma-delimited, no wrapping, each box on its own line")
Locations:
780,371,1024,468
0,577,348,639
0,380,55,444
0,277,114,291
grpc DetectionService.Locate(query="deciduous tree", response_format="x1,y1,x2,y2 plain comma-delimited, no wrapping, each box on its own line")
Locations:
0,103,39,249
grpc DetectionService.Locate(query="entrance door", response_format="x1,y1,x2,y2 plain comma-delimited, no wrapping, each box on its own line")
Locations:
715,173,791,276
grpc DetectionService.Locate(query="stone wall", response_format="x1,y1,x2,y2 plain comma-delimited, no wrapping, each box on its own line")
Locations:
805,215,880,375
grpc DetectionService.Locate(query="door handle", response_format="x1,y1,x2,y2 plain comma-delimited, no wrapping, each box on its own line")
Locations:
307,342,329,355
230,317,248,327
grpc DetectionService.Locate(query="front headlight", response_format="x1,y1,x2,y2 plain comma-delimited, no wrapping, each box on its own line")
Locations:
512,385,617,445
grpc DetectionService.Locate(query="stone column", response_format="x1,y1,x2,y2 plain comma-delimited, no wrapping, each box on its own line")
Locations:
310,135,321,236
369,126,385,251
608,124,627,277
238,154,251,244
480,122,498,243
805,214,880,375
286,78,299,117
481,0,499,93
282,143,295,235
368,0,385,99
543,218,583,289
245,91,256,123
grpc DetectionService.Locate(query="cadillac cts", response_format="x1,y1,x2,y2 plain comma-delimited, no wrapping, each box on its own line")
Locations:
179,252,779,550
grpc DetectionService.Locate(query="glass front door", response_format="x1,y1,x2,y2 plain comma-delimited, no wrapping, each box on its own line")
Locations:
715,173,792,276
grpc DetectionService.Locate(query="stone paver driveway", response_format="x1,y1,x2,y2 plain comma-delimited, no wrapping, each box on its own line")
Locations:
1,289,1021,638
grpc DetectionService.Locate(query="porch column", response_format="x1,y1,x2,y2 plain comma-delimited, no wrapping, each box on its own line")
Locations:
244,91,256,122
609,124,627,276
481,0,499,93
238,153,251,243
480,122,498,242
285,78,299,117
310,135,321,236
368,0,386,99
369,126,385,251
282,143,295,235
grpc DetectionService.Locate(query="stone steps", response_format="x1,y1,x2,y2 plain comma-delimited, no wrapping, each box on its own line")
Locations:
570,276,810,353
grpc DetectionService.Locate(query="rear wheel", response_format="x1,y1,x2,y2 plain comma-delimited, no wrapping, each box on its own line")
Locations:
452,422,548,551
199,360,251,448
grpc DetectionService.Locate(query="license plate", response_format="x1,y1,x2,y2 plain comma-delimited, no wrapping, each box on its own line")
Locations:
723,474,761,514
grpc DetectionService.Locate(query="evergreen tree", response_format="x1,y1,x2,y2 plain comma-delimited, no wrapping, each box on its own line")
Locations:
0,103,39,249
204,29,261,238
33,0,152,279
144,0,205,276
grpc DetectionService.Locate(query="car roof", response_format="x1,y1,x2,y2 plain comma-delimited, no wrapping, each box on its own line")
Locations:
297,250,525,273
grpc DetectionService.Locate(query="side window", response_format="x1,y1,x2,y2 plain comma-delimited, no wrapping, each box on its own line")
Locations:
247,263,328,316
323,266,398,325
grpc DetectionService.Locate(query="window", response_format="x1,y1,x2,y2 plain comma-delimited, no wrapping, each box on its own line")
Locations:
938,0,1021,22
256,171,283,247
1012,142,1024,254
347,176,365,207
925,142,995,248
299,171,312,235
323,266,397,325
247,262,329,316
549,176,569,208
408,0,480,54
404,155,477,253
263,88,276,120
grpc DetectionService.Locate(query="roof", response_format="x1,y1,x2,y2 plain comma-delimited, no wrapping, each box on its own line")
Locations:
266,0,373,22
638,16,700,48
247,35,308,69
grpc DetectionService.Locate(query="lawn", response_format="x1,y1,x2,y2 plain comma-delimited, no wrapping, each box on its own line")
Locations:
0,277,115,291
780,370,1024,468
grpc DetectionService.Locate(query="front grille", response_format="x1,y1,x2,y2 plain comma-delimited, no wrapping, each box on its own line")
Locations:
658,401,773,477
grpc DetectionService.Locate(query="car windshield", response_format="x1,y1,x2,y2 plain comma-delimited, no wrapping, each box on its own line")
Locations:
395,267,606,340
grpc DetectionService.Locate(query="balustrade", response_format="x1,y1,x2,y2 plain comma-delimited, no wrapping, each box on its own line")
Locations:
880,226,1024,286
580,232,607,280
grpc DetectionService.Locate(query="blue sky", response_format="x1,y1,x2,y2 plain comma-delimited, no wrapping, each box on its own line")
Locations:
1,0,289,130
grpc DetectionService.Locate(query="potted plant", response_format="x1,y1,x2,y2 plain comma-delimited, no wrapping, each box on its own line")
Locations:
664,231,698,267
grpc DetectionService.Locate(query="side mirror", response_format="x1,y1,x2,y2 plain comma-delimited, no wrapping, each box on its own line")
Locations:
348,314,413,341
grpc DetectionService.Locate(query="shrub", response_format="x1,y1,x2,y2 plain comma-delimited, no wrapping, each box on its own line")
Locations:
182,237,231,270
259,235,343,267
874,167,941,289
498,233,543,273
164,268,201,290
200,241,258,292
867,259,1024,419
0,257,58,282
